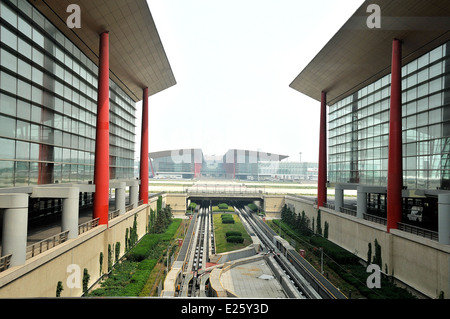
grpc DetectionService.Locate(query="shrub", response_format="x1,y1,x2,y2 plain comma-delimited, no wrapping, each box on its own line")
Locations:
218,203,229,210
221,213,232,219
226,231,242,237
226,236,244,243
222,218,235,224
248,203,257,212
309,236,358,265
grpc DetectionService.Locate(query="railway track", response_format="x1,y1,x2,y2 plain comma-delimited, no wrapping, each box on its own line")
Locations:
172,202,345,299
178,205,214,297
237,205,347,299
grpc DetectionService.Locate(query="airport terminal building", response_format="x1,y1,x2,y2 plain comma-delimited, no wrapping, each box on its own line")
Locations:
290,0,450,240
0,0,175,227
149,148,318,181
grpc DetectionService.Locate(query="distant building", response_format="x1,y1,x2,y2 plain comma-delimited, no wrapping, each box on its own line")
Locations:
149,148,318,180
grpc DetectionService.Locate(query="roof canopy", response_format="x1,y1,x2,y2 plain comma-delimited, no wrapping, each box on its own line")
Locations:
32,0,176,102
289,0,450,105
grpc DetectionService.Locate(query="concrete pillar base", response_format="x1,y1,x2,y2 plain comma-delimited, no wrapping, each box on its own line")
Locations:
0,193,29,266
438,193,450,245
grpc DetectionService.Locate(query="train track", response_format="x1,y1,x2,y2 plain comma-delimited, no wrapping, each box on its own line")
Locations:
235,206,321,299
237,205,347,299
174,203,345,299
178,205,214,297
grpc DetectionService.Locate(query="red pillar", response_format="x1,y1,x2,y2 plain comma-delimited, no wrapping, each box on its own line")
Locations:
387,39,403,232
139,87,149,204
93,32,110,225
317,91,327,207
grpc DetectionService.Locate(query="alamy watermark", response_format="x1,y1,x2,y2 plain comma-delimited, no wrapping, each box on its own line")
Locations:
366,264,381,288
66,4,81,29
66,263,82,288
366,4,381,29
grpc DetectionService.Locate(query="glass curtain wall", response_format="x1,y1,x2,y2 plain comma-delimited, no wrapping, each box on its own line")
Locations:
0,0,136,187
328,42,450,190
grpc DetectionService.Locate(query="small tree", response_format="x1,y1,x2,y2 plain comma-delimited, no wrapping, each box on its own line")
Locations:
99,252,104,275
115,242,121,263
56,281,64,297
82,268,90,296
316,210,322,235
373,239,382,268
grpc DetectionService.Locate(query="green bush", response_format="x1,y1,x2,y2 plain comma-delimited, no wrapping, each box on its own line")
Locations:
310,235,359,265
127,235,160,262
248,203,257,212
221,213,232,219
90,219,181,297
226,236,244,243
222,218,235,224
218,203,229,210
226,231,242,237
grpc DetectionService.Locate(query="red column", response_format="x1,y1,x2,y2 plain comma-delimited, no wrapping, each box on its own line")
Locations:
317,91,327,207
93,32,110,225
139,87,149,204
387,39,403,232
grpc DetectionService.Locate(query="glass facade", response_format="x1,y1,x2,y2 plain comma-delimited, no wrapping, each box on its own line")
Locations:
0,0,136,187
328,41,450,190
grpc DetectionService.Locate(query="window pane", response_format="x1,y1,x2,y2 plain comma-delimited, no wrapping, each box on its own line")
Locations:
0,138,15,159
0,93,17,116
1,48,17,72
0,114,16,138
1,71,17,94
15,161,29,186
0,161,14,187
16,141,30,160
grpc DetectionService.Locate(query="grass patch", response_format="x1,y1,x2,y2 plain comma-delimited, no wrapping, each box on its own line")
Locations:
213,214,251,253
89,219,183,297
267,219,416,299
212,205,235,212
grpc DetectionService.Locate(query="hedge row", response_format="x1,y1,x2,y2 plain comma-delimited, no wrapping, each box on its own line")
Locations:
90,219,182,297
309,235,359,265
226,236,244,243
226,231,242,237
221,214,235,224
127,219,181,262
218,203,229,210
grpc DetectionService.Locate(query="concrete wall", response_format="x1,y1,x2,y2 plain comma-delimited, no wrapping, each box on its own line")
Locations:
284,195,450,299
165,193,187,217
0,203,152,298
264,195,285,217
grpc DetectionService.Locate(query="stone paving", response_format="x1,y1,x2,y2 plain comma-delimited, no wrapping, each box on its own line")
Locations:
219,259,287,298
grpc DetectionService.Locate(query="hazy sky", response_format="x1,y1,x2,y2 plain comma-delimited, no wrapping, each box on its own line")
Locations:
137,0,365,163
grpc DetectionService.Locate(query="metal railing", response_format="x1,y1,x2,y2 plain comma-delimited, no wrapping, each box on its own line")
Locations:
0,254,12,273
398,222,439,241
78,218,100,235
109,209,120,220
363,213,387,225
341,207,357,217
26,230,69,259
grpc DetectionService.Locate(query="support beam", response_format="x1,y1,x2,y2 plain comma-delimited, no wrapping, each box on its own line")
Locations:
31,187,80,239
387,39,403,232
130,180,139,209
139,87,149,204
438,193,450,245
317,91,327,207
0,194,28,267
93,31,110,225
334,185,344,213
114,181,126,215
